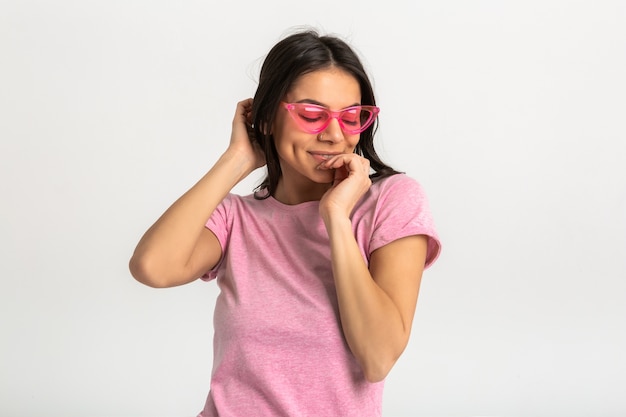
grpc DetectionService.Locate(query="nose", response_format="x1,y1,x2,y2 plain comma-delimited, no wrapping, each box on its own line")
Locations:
318,118,343,142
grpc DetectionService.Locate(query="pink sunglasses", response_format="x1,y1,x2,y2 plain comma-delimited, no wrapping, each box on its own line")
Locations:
282,102,380,135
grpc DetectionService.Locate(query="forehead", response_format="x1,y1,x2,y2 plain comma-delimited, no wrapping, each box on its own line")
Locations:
287,68,361,107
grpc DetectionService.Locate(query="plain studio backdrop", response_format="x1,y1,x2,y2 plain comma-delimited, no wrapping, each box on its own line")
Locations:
1,1,625,416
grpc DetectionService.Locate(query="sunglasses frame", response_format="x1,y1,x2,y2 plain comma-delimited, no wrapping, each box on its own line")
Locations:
282,102,380,135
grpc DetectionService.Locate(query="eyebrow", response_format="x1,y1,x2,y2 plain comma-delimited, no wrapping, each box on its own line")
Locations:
294,99,362,109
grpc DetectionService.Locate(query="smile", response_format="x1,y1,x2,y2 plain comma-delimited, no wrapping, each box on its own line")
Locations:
308,152,338,163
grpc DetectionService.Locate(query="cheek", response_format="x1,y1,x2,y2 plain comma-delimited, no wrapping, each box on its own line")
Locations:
272,129,305,160
346,135,360,151
272,126,291,153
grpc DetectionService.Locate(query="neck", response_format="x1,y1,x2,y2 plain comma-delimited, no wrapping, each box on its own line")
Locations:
274,178,332,205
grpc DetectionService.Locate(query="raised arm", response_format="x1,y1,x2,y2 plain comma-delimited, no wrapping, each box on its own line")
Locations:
129,99,265,288
318,154,428,382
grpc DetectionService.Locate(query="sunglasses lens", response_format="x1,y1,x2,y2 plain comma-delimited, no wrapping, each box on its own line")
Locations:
293,105,329,133
340,107,375,134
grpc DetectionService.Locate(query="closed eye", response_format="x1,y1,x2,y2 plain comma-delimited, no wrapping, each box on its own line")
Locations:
300,113,323,121
341,109,360,126
297,108,327,123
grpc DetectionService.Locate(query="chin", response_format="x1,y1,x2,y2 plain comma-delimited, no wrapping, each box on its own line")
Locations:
308,169,334,184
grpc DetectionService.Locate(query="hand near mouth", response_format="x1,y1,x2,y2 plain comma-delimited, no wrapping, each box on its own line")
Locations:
318,153,372,222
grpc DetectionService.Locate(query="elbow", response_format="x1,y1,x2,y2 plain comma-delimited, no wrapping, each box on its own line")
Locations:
356,338,408,383
364,370,388,384
361,357,396,383
129,253,167,288
129,252,196,288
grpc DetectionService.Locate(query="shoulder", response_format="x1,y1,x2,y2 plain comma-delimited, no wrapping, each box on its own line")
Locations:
210,192,257,224
367,173,428,203
353,173,433,225
212,192,288,225
355,174,441,267
219,192,264,211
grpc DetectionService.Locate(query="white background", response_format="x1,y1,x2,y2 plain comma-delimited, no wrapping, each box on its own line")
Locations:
1,1,625,416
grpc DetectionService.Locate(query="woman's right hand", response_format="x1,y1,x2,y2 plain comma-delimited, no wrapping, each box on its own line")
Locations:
228,98,266,172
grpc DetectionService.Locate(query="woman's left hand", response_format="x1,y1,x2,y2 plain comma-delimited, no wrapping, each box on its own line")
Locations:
318,153,372,222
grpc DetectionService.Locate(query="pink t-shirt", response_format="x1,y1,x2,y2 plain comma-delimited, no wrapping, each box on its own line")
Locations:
198,174,441,417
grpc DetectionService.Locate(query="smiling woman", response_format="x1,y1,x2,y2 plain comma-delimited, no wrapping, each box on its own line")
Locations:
129,29,441,417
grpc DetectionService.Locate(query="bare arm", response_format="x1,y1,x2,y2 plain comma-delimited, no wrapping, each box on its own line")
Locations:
129,99,264,288
325,218,427,382
319,154,428,382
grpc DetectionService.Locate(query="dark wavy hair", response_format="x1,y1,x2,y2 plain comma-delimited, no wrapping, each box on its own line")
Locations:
252,29,401,199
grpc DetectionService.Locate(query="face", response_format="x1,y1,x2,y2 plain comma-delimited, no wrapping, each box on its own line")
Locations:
272,67,362,202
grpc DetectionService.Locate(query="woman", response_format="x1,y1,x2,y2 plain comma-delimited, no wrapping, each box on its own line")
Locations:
130,29,441,417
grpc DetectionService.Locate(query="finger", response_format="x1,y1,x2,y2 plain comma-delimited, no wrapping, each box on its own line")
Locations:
320,154,353,168
322,154,368,174
331,163,349,181
239,97,253,108
234,98,253,121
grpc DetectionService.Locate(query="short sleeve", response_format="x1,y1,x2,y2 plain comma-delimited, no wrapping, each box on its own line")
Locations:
369,175,441,268
201,194,233,281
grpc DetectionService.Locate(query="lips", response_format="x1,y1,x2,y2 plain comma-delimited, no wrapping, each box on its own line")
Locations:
309,151,339,163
